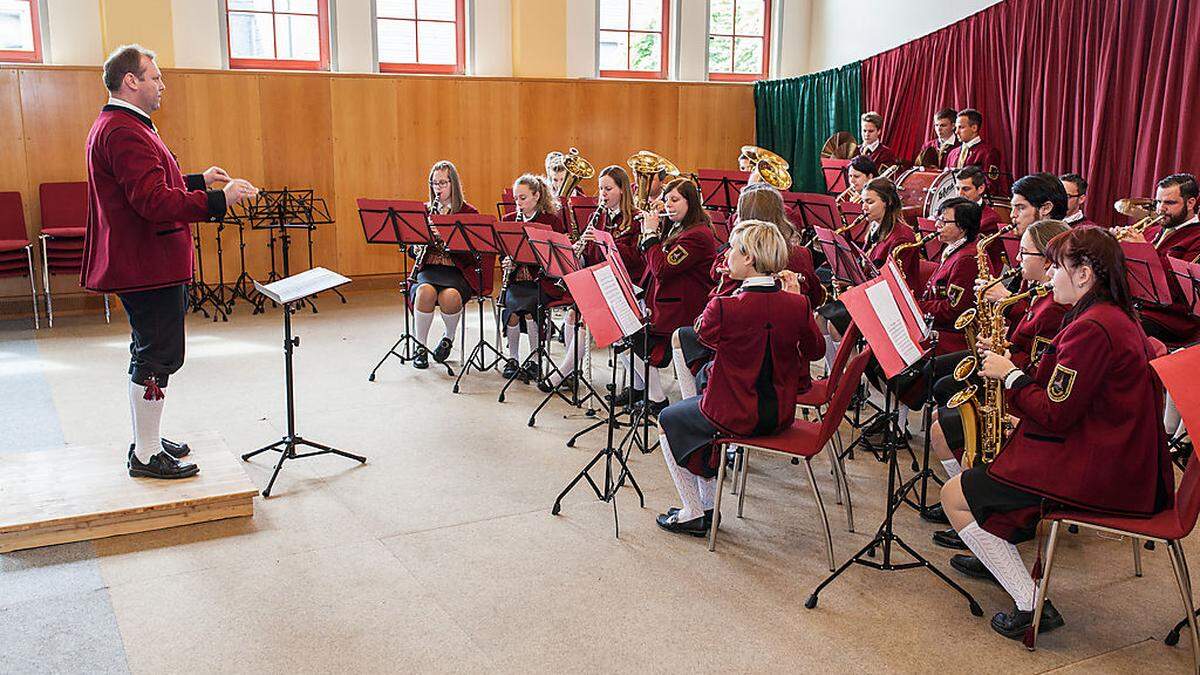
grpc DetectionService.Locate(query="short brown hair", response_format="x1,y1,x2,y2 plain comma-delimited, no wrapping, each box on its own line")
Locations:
861,111,883,128
103,44,156,93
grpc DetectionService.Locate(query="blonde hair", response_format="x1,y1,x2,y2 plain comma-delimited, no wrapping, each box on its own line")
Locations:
737,184,796,243
427,160,465,213
728,219,789,275
1026,219,1070,253
514,173,559,214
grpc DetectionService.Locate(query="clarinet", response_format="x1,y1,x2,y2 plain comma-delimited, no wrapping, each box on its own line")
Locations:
497,208,531,309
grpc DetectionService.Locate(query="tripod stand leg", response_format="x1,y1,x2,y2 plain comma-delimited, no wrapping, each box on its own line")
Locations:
890,534,983,616
551,447,611,515
261,439,293,498
295,437,367,463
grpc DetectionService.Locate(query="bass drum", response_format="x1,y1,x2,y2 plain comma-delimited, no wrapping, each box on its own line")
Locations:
922,169,960,220
895,168,940,210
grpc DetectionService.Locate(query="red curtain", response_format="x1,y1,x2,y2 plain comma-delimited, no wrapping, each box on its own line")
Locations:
862,0,1199,223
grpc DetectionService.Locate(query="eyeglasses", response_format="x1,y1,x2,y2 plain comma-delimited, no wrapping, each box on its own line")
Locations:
1017,250,1044,261
936,217,957,225
429,180,451,188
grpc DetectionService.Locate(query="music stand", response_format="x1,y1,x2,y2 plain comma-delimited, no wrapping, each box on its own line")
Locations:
697,169,749,214
837,200,867,242
1122,241,1173,308
494,221,545,397
357,198,451,379
708,210,733,246
814,227,874,288
821,158,851,194
240,188,343,315
495,188,516,221
189,221,230,322
569,196,599,234
244,267,366,497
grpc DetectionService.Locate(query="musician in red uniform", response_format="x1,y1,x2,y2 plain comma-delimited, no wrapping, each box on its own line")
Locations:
1010,173,1069,238
613,178,717,413
1127,173,1200,347
82,45,257,479
955,166,1003,270
916,108,960,169
853,112,898,169
1059,173,1095,227
941,226,1173,641
920,197,983,355
655,221,824,535
500,174,566,381
410,160,490,369
862,178,920,292
945,109,1002,181
844,155,878,203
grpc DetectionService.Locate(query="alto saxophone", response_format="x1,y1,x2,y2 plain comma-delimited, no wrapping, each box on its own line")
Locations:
888,230,939,282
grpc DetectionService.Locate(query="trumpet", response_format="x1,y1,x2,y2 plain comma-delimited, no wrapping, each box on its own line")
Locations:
1111,198,1167,242
835,164,898,203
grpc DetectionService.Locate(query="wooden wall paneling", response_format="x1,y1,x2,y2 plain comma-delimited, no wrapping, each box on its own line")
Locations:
516,81,584,182
256,74,337,278
442,79,520,215
676,84,754,174
331,77,403,277
0,70,32,300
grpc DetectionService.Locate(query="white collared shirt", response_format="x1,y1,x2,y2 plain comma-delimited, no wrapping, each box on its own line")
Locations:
867,220,881,243
1160,214,1200,239
961,135,982,151
941,237,967,262
939,135,956,148
1064,210,1085,224
861,140,880,154
740,275,776,289
106,96,156,132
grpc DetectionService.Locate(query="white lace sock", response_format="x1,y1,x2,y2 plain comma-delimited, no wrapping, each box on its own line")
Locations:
414,308,435,345
897,404,911,433
527,322,541,353
673,347,697,399
824,335,840,372
958,521,1036,611
506,324,521,360
646,366,665,402
129,380,165,464
660,434,704,522
556,320,579,383
441,308,462,342
697,475,717,511
1165,394,1185,439
941,458,963,479
625,352,645,390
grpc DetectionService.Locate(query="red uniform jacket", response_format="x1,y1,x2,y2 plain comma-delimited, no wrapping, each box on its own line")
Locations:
709,242,824,311
419,202,496,296
917,137,959,169
642,225,718,336
946,138,1002,174
502,209,567,299
82,106,226,293
1140,221,1200,345
865,220,920,295
581,209,645,282
854,143,898,169
1005,292,1069,370
919,241,979,354
989,300,1173,519
696,283,824,437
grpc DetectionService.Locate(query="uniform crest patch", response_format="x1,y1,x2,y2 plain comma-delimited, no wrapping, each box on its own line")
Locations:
1031,336,1053,367
1047,363,1077,403
947,283,964,306
667,245,689,266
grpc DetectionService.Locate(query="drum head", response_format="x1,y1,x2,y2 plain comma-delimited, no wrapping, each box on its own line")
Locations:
923,169,960,219
895,168,941,210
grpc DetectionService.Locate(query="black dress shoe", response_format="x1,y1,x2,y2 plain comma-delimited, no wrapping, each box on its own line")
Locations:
129,450,199,480
161,438,191,458
933,528,968,550
607,387,644,407
502,358,521,379
950,554,998,584
638,398,669,417
656,512,709,536
667,507,715,529
537,373,575,394
523,361,541,381
432,337,453,364
412,347,429,369
920,503,950,525
991,600,1065,640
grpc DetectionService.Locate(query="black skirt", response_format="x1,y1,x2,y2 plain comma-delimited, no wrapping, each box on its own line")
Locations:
659,395,721,478
817,299,852,334
961,466,1050,544
502,279,548,327
415,264,473,301
676,325,714,370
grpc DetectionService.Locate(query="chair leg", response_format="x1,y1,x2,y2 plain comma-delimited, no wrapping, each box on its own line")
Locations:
1029,520,1062,651
736,448,749,518
1167,541,1200,673
708,444,728,552
103,294,110,323
803,458,835,571
1132,536,1143,578
40,238,53,328
832,448,854,533
26,246,39,330
731,445,742,495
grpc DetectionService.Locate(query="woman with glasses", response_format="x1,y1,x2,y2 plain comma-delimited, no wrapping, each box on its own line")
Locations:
409,160,489,370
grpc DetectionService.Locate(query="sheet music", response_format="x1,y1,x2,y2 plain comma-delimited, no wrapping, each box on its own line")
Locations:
254,267,351,304
594,265,643,336
865,280,922,365
887,259,931,338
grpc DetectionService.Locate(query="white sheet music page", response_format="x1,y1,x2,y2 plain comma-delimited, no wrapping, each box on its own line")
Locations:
593,265,643,337
865,280,922,366
255,267,351,304
886,259,931,339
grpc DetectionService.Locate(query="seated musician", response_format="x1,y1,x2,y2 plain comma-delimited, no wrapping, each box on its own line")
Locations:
945,109,1002,180
921,220,1070,541
916,108,960,169
655,220,824,535
611,178,717,414
541,165,645,393
920,197,983,355
854,111,898,169
673,183,823,398
544,151,568,196
1059,173,1095,227
941,226,1173,641
1010,172,1069,238
844,155,878,204
500,174,566,381
410,161,489,369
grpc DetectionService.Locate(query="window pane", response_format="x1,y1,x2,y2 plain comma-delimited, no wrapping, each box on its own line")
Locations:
598,30,627,70
629,0,661,31
733,36,762,74
228,0,272,11
629,32,660,71
735,0,765,35
0,0,34,51
709,0,733,35
416,0,455,21
229,11,275,59
708,35,732,73
275,0,319,13
598,0,627,30
275,13,320,60
417,20,456,64
378,18,416,62
377,0,414,19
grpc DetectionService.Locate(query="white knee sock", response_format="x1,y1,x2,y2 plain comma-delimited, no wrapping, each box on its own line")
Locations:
556,321,579,380
646,366,665,402
527,322,541,352
625,353,646,390
506,324,521,360
941,458,963,479
660,434,704,522
824,335,840,372
441,309,462,342
897,404,911,433
697,475,716,511
414,308,435,345
130,380,165,464
673,347,697,399
958,521,1036,611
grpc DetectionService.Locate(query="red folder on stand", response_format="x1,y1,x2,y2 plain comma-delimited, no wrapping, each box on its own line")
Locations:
1167,256,1200,315
564,260,645,348
841,259,931,379
814,226,873,286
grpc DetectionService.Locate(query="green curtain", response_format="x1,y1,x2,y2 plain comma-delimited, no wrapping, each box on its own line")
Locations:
754,62,863,193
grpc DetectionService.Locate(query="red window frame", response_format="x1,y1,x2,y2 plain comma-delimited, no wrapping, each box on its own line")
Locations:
226,0,331,71
377,0,467,75
0,0,43,63
707,0,771,82
598,0,670,80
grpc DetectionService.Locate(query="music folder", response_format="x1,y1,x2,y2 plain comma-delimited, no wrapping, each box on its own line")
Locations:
564,260,644,348
254,267,351,305
1121,241,1173,306
840,259,930,379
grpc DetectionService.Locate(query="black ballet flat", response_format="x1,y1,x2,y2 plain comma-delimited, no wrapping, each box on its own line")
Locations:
655,512,709,537
667,507,715,529
990,600,1064,640
920,503,950,525
432,337,453,364
502,358,521,380
412,347,429,370
932,528,968,550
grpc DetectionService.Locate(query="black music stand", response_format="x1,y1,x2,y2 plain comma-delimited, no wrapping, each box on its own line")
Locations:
494,221,545,397
244,268,366,497
495,190,516,221
1122,241,1173,308
240,188,343,315
189,222,230,322
821,158,851,194
697,169,749,214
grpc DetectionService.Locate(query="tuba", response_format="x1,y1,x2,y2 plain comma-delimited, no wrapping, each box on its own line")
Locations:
741,145,792,190
557,148,595,241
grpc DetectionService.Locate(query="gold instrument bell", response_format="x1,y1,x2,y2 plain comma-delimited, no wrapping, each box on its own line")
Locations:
1115,197,1157,221
741,144,792,190
820,131,858,160
628,150,680,211
558,147,594,198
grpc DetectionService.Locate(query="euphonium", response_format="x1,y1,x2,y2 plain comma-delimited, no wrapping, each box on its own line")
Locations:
558,148,595,241
628,150,680,211
742,144,792,190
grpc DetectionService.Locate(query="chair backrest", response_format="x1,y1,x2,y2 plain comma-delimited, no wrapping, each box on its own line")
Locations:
38,182,87,229
818,346,873,445
826,321,861,388
1173,451,1200,536
0,192,26,241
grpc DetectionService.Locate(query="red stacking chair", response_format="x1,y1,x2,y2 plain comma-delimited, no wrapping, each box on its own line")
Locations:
38,181,107,326
708,347,874,571
0,191,39,328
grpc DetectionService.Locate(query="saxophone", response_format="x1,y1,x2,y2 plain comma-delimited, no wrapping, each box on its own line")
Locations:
888,230,939,282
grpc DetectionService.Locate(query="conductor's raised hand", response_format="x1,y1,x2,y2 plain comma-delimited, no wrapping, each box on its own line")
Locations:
222,178,258,206
203,166,233,187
